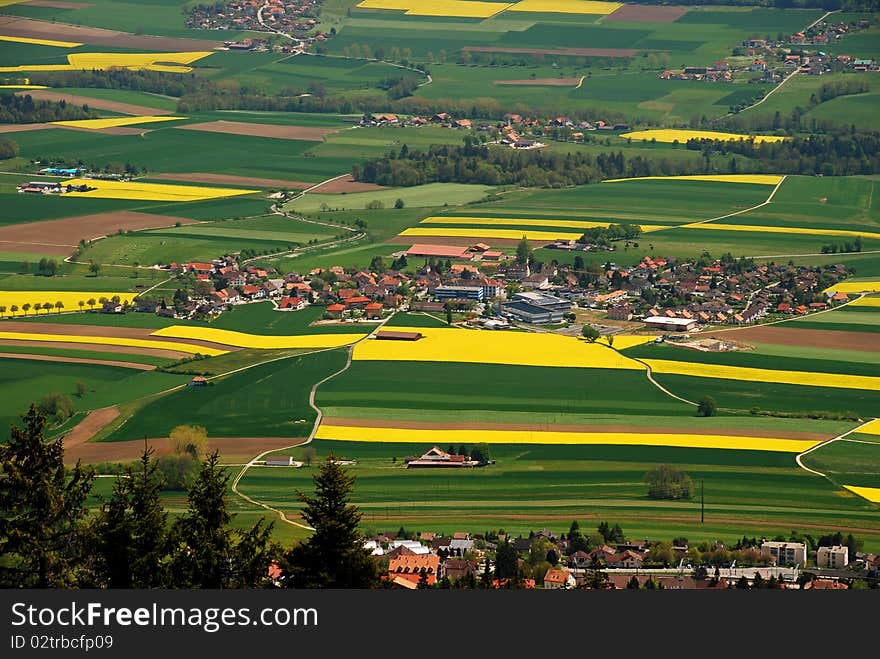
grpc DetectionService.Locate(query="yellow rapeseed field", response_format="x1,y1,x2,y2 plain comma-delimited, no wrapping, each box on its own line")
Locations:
399,227,585,241
420,216,666,232
603,174,785,185
849,296,880,307
0,85,48,89
61,179,259,202
620,129,788,144
842,485,880,503
353,325,646,369
0,35,83,48
645,359,880,392
0,291,133,314
823,280,880,294
855,418,880,435
507,0,622,14
0,51,213,74
314,423,820,453
52,116,187,130
681,222,880,242
151,326,364,349
356,0,512,18
0,331,226,356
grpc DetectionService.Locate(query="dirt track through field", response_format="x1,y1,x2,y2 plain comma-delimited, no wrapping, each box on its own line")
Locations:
62,406,119,453
495,78,582,86
712,326,880,352
176,120,337,141
0,210,198,255
23,0,92,8
0,351,154,369
321,417,832,442
463,46,639,57
15,90,173,116
604,4,688,22
65,435,306,464
151,172,313,189
0,320,240,352
0,338,188,358
308,175,388,194
0,123,53,133
0,16,222,51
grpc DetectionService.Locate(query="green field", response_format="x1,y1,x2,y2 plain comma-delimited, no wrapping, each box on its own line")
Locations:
286,182,495,213
625,342,880,377
235,438,880,550
0,357,187,436
101,349,347,441
801,439,880,489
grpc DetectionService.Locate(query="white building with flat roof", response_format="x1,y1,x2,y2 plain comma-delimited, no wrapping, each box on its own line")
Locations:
816,545,848,568
761,541,807,567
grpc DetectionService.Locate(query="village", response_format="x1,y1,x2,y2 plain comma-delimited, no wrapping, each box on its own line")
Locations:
106,236,854,340
360,110,630,148
186,0,326,40
657,16,877,86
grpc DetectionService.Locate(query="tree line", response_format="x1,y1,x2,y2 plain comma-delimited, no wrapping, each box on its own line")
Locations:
0,93,96,123
27,68,630,125
352,130,880,188
0,405,380,588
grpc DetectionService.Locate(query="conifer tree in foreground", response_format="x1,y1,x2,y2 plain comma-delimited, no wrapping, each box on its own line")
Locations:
281,454,380,588
0,404,94,587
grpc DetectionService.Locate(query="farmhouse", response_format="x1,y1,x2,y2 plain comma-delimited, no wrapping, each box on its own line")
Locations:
265,456,296,467
406,244,471,259
375,330,423,341
644,316,699,332
406,446,478,469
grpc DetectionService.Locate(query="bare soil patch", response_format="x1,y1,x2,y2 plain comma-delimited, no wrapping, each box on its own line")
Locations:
0,338,188,359
0,320,240,352
17,90,172,116
0,123,53,133
63,406,119,453
0,351,154,370
464,46,638,57
604,4,688,22
0,17,221,51
322,417,831,442
67,436,306,464
0,210,198,255
23,0,92,8
151,172,312,189
176,120,336,142
310,175,388,194
712,326,880,353
495,78,581,86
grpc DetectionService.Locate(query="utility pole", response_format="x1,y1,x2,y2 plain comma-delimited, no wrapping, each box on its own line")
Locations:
701,479,705,524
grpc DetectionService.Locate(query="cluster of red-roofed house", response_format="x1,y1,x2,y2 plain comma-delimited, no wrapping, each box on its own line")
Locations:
186,0,323,38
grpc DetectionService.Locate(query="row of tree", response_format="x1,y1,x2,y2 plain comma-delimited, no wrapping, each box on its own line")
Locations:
353,130,880,188
0,405,381,588
0,94,96,124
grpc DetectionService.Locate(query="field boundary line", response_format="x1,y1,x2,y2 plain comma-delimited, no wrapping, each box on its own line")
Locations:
230,317,392,529
795,417,877,477
606,345,697,407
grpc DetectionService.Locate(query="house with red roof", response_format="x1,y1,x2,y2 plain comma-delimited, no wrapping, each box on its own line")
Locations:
543,568,575,590
277,296,305,311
